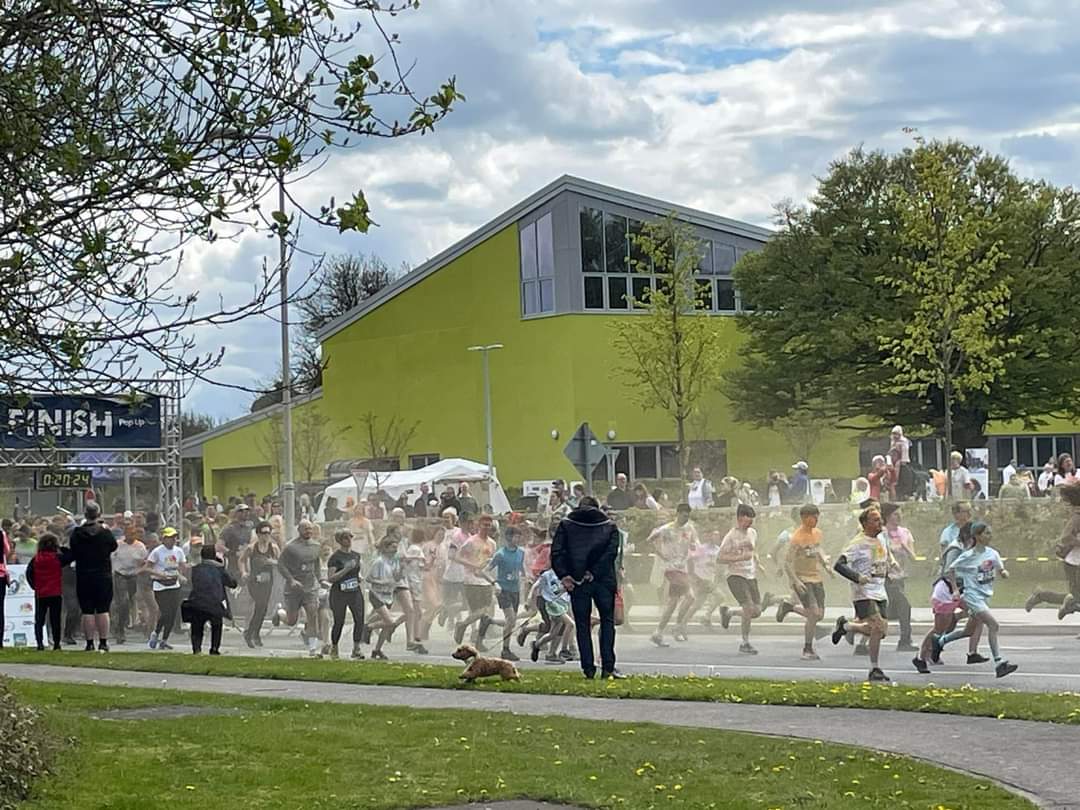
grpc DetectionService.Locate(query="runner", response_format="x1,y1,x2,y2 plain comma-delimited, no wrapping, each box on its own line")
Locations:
648,503,698,647
401,528,428,654
687,530,723,632
144,526,187,651
487,523,526,661
453,513,499,649
238,521,278,648
881,502,917,651
934,522,1018,678
364,533,408,660
273,520,323,658
912,575,964,674
110,520,147,645
437,509,467,634
718,504,770,655
529,567,572,665
1024,481,1080,618
326,528,365,660
830,506,893,683
777,503,831,660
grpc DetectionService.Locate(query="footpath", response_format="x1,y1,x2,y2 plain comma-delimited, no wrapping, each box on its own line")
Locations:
2,663,1077,809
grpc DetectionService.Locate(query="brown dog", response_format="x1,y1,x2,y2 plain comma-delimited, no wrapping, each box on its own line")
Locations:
451,643,521,683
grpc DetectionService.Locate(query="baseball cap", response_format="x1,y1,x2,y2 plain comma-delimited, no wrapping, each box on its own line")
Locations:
161,527,178,538
792,461,809,471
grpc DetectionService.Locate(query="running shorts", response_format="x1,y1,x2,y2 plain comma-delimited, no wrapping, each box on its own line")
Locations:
545,598,569,618
664,569,691,598
464,583,493,612
368,592,393,611
76,574,113,614
442,581,464,608
690,574,716,596
796,581,826,611
853,598,887,620
495,588,520,613
726,575,761,607
931,597,962,615
961,593,990,615
284,586,319,615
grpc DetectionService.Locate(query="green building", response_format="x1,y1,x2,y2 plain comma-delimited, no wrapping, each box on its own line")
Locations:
184,176,1079,501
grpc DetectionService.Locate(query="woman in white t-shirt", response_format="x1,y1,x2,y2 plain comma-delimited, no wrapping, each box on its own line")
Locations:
143,527,188,651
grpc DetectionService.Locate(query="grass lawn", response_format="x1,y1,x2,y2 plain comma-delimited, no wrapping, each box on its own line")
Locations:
9,678,1031,810
3,648,1080,725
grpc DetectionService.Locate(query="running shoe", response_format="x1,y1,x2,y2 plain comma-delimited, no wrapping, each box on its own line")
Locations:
148,633,159,650
544,654,564,665
602,670,628,680
650,633,670,648
243,634,255,649
776,600,793,623
370,650,388,660
559,649,576,661
673,630,688,642
84,641,95,652
995,660,1018,679
1059,594,1076,621
761,592,775,610
351,645,365,660
209,650,222,656
453,621,467,645
308,648,322,659
501,648,520,662
321,643,331,657
967,653,990,664
912,657,931,674
738,642,758,655
801,649,820,661
97,640,108,653
530,642,540,663
329,644,339,660
158,642,173,651
930,633,944,663
271,604,283,627
516,625,529,647
253,636,263,648
720,606,732,630
831,616,847,646
1024,591,1040,613
413,644,429,655
867,668,890,683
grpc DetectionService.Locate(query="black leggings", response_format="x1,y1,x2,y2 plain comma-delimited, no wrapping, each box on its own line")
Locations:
246,579,273,640
35,596,62,649
329,588,365,645
189,608,223,653
0,575,6,648
153,589,182,641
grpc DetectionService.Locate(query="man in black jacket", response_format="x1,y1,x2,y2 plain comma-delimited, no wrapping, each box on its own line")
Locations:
69,502,118,651
551,496,624,679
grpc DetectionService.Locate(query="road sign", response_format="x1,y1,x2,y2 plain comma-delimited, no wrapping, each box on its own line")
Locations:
563,422,608,480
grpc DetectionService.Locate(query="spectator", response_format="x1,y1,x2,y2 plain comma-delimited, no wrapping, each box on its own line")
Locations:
1055,453,1077,487
789,461,810,503
412,483,433,517
457,482,480,517
633,483,659,510
764,470,789,507
998,472,1031,500
605,473,632,510
686,467,714,510
889,425,913,499
949,451,972,497
1038,461,1056,495
26,533,64,651
1001,458,1018,489
69,501,118,652
867,456,890,502
185,544,237,655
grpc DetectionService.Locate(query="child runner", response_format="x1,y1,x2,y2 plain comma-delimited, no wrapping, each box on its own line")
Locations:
454,514,498,649
364,534,406,660
777,503,831,660
934,522,1017,678
912,575,964,673
529,567,571,665
718,504,770,654
402,529,429,654
487,524,526,661
687,530,723,631
648,503,698,647
831,506,893,683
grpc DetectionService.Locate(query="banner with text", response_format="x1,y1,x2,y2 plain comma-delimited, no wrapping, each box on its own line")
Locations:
0,395,162,449
4,565,34,647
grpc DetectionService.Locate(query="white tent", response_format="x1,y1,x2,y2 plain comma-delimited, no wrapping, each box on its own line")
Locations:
315,458,512,520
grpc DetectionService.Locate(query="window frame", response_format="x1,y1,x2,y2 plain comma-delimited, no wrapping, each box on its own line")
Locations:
520,212,556,317
408,453,440,470
597,442,681,481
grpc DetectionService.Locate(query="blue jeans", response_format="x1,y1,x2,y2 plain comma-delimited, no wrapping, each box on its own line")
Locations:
570,581,617,676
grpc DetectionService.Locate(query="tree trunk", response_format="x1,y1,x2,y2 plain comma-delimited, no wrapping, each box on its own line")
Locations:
944,374,953,497
675,414,687,483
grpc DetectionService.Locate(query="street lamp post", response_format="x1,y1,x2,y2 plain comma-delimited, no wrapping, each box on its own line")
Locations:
467,344,503,477
277,168,296,538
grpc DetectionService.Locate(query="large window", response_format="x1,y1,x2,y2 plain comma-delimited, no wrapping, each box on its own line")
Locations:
408,453,440,470
994,435,1074,478
581,205,751,313
593,442,680,482
520,213,555,316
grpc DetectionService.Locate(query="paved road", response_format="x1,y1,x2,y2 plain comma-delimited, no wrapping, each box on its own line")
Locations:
2,662,1074,809
102,612,1080,693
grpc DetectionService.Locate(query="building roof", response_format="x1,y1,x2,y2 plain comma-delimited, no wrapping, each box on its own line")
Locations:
180,389,323,458
316,174,774,342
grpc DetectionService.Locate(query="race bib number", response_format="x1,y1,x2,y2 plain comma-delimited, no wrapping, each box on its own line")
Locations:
340,578,360,592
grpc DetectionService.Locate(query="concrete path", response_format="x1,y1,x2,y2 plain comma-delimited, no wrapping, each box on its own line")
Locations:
3,663,1076,809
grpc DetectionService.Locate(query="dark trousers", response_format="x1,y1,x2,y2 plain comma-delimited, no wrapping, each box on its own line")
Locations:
246,578,273,641
62,569,80,640
885,577,912,642
189,608,223,653
35,596,62,649
0,575,7,647
329,588,365,645
154,589,182,641
569,581,617,677
112,573,138,638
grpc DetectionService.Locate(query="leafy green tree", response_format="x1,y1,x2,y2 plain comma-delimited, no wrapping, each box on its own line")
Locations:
729,140,1080,450
611,214,728,480
0,0,461,392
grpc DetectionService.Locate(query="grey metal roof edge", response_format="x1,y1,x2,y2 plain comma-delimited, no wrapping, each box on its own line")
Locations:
316,175,774,341
180,388,323,454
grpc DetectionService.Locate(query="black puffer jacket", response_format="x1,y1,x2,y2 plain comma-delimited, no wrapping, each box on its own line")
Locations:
187,559,237,619
551,506,620,587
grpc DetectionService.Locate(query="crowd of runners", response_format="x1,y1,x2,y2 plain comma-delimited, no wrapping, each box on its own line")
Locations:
4,467,1080,684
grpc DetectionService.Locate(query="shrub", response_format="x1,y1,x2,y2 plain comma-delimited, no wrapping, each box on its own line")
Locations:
0,678,54,807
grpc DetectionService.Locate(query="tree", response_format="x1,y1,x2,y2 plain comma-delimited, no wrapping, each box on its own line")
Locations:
879,138,1014,474
294,408,347,483
356,411,419,492
611,213,728,480
181,412,217,440
255,413,286,492
728,139,1080,449
773,394,831,467
0,1,461,393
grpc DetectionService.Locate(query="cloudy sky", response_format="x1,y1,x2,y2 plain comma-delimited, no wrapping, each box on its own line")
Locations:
185,0,1080,422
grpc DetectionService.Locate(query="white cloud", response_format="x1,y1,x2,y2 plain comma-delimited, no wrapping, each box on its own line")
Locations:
170,0,1080,421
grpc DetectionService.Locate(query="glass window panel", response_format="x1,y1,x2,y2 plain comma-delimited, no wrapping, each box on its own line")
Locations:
580,208,603,273
608,276,629,310
716,279,737,312
605,213,628,273
695,278,713,311
631,276,652,308
522,281,538,315
539,279,554,313
537,213,554,278
584,276,604,309
629,219,649,271
697,240,714,274
613,446,630,478
1017,438,1035,468
659,445,680,479
633,445,658,479
520,223,537,279
714,243,736,274
593,456,610,483
1035,437,1054,467
995,438,1013,465
1056,436,1075,458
